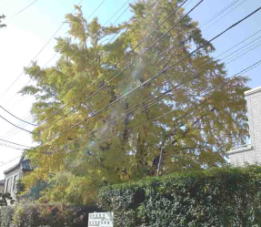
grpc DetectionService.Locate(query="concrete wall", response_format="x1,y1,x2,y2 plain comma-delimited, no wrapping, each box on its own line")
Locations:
228,87,261,165
4,167,22,199
228,145,256,166
245,87,261,162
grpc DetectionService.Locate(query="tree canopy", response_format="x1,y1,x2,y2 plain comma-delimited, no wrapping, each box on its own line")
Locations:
21,0,248,204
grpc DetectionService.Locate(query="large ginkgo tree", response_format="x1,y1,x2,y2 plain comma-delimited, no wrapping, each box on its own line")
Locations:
21,0,248,204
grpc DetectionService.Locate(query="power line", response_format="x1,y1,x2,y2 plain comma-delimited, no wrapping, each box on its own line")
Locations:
234,58,261,75
0,105,37,126
87,0,106,19
32,0,206,152
124,59,261,137
0,143,24,151
1,0,57,94
121,40,261,132
103,0,130,26
179,0,190,8
27,5,261,156
0,113,36,144
0,0,106,135
69,5,261,129
39,0,261,134
122,57,261,129
2,22,65,96
226,40,261,64
29,0,198,126
0,114,32,134
12,0,39,17
48,58,261,155
4,52,59,104
8,3,261,145
89,0,205,101
110,4,129,25
1,0,87,97
205,6,261,45
0,118,31,138
202,0,244,29
0,0,108,135
6,0,119,99
101,0,149,44
103,0,189,43
215,28,261,59
222,35,261,61
3,3,259,164
0,137,31,149
0,0,128,136
18,2,261,139
149,59,261,123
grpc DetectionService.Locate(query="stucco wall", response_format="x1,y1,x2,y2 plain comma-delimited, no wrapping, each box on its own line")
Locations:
4,166,22,199
228,87,261,165
229,147,258,166
246,87,261,163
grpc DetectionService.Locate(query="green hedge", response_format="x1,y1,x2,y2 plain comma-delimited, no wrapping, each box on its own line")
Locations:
98,166,261,227
0,203,102,227
0,206,13,227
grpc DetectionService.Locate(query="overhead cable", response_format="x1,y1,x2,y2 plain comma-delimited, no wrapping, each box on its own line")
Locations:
202,0,244,28
70,5,261,128
90,0,205,100
0,105,37,126
0,137,31,149
0,142,25,151
87,0,106,18
45,58,261,155
12,0,39,17
32,0,200,125
0,114,32,134
1,0,97,96
216,28,261,59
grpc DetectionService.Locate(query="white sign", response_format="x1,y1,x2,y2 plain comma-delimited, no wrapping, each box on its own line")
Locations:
88,212,113,227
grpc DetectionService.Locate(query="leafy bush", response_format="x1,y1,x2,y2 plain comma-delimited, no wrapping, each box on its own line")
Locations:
0,206,14,227
1,203,102,227
0,193,14,206
98,166,261,227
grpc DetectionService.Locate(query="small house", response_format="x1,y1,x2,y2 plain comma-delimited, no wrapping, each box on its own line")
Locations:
3,157,31,199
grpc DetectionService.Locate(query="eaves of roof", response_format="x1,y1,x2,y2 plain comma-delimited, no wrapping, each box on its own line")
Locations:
3,163,20,175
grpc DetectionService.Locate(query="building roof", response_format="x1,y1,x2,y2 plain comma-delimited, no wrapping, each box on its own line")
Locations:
3,163,20,174
245,86,261,96
227,144,253,155
3,157,32,175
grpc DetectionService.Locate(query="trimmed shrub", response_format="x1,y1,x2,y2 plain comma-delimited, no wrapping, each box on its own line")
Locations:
0,206,14,227
98,166,261,227
0,203,102,227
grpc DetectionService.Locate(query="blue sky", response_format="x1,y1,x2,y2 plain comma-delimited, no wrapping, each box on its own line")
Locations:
0,0,260,177
187,0,261,88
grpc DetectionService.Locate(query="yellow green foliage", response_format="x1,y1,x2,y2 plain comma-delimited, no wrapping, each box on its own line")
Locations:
20,0,249,204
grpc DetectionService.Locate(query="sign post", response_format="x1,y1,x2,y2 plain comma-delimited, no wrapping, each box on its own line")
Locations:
88,212,113,227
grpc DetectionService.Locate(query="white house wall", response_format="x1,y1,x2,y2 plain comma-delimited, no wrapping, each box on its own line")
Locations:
4,167,22,199
246,87,261,162
228,87,261,165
